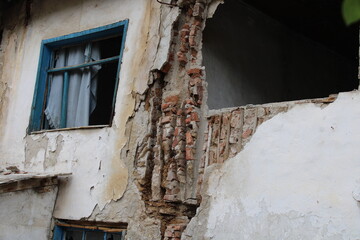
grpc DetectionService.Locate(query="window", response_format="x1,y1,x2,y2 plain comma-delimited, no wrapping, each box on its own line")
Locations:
29,20,128,132
53,221,127,240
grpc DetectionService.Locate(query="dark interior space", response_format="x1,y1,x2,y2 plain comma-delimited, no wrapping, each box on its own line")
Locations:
89,35,121,125
204,0,359,109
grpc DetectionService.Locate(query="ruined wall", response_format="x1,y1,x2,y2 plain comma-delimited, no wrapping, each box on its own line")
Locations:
0,185,58,240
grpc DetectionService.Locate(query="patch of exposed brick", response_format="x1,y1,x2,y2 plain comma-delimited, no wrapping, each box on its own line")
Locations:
133,0,208,239
196,96,337,198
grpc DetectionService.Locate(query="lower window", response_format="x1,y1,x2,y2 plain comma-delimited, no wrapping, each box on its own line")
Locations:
53,221,127,240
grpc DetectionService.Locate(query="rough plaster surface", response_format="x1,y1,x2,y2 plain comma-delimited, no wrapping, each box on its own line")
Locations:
0,0,177,235
0,0,176,221
0,186,58,240
185,91,360,240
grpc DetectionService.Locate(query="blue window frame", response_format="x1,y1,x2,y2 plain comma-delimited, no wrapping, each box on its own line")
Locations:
53,225,126,240
29,20,128,133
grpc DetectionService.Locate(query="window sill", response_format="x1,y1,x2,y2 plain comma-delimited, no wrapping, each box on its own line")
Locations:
30,124,110,134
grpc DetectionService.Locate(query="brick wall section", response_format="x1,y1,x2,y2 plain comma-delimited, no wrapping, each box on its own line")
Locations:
133,0,207,238
197,96,337,197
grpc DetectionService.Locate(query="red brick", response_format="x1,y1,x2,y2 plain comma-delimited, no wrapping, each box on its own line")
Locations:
165,95,179,104
174,127,180,136
193,19,202,26
180,29,189,38
185,107,194,114
187,68,202,76
242,128,253,138
185,99,195,105
189,77,202,86
186,131,193,145
179,44,188,53
168,52,174,61
182,23,190,30
190,26,198,36
177,52,188,64
161,62,172,73
172,138,179,148
172,225,185,231
186,147,194,160
161,103,171,110
191,112,200,122
176,109,183,115
161,116,172,124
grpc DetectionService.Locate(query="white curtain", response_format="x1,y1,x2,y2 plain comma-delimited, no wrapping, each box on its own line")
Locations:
45,43,100,128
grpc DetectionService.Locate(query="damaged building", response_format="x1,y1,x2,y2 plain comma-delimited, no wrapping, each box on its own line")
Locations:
1,0,360,239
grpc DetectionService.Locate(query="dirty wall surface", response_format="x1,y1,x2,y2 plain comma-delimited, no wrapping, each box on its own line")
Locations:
0,186,58,240
0,0,206,238
185,92,360,240
0,0,172,225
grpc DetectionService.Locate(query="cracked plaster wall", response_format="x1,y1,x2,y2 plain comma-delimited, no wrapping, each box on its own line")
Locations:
0,185,58,240
0,0,179,228
184,92,360,240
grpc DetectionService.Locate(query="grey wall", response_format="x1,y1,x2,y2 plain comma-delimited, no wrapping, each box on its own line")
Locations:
0,186,58,240
204,1,356,109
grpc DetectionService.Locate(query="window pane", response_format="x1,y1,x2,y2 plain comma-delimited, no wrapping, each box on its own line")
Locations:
95,36,122,59
89,61,118,125
64,229,83,240
85,231,104,240
106,233,123,240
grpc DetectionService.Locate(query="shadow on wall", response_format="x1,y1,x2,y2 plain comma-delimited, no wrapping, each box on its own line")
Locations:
203,0,359,109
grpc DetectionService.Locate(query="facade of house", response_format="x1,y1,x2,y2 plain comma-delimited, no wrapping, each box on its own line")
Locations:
1,0,360,239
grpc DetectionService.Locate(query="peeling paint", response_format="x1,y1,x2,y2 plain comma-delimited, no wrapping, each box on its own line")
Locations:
186,92,360,239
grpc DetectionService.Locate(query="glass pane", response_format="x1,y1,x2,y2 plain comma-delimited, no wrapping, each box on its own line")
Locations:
85,231,104,240
89,60,118,126
64,229,83,240
106,233,123,240
95,36,122,59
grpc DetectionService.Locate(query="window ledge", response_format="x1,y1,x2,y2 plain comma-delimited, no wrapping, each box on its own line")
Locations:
30,124,110,134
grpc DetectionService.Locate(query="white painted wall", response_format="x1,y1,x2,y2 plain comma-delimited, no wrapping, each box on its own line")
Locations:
0,186,58,240
186,91,360,239
0,0,171,220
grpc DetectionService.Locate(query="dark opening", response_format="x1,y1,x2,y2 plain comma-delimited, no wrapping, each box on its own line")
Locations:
204,0,359,109
89,36,121,125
